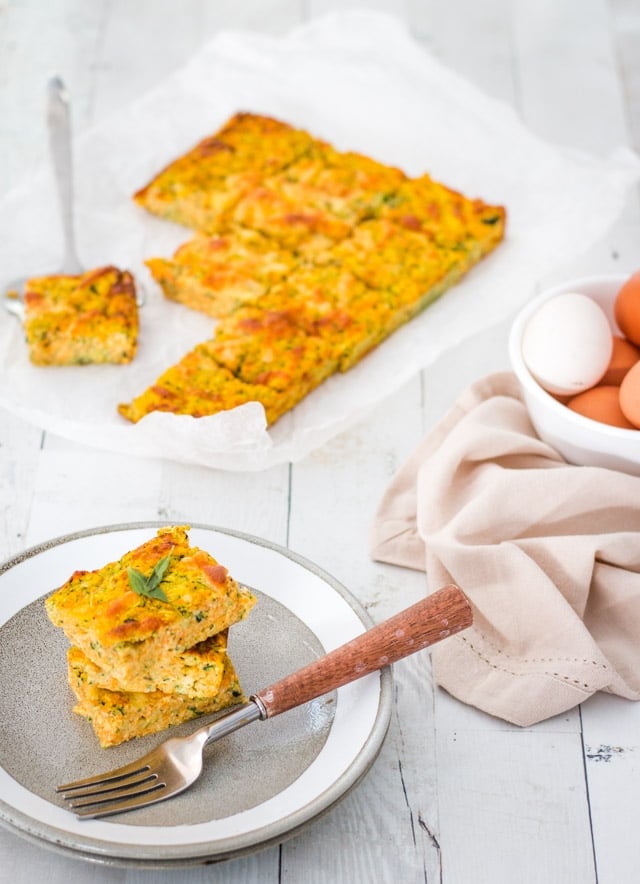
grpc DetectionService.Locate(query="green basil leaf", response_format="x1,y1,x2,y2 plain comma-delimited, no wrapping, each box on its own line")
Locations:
145,583,169,602
146,553,172,592
127,565,169,603
127,567,150,596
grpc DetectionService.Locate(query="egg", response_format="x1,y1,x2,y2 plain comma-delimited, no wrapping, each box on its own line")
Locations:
614,270,640,345
521,292,613,396
619,360,640,428
599,335,640,385
567,385,635,430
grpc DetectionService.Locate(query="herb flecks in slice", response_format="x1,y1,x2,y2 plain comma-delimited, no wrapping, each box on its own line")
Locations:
127,553,173,602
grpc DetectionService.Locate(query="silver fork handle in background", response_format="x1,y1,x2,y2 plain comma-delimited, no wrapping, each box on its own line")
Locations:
47,77,82,275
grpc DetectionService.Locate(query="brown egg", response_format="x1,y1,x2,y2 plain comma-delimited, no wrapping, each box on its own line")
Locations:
614,270,640,345
567,385,635,429
599,335,640,385
619,361,640,428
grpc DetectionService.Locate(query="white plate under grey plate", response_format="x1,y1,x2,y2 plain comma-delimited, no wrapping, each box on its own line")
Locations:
0,522,392,868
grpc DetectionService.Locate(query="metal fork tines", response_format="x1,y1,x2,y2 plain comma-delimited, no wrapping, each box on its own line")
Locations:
57,703,262,819
57,750,176,819
56,588,473,819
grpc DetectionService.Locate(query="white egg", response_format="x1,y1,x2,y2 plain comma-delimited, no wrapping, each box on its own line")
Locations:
521,292,613,396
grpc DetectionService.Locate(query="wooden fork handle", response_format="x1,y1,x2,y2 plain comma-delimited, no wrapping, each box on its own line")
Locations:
252,584,472,719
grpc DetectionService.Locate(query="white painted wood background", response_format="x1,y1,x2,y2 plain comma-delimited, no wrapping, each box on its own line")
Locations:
1,1,639,882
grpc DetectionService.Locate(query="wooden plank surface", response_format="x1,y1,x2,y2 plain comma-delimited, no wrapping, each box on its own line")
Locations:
1,1,639,882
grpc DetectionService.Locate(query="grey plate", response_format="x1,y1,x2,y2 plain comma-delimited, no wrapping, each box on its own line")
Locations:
0,522,392,868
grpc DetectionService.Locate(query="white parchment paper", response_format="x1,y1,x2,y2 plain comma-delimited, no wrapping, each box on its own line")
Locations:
1,11,638,471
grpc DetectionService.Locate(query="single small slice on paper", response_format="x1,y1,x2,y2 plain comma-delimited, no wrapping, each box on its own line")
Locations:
23,265,139,366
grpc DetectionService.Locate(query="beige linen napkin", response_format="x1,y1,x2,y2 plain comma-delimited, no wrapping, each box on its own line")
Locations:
371,371,640,726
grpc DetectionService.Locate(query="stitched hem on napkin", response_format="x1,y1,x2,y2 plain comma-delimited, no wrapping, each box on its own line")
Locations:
371,371,640,726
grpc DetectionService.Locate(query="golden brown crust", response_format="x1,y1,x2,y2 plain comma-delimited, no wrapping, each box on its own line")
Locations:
133,112,316,233
117,343,295,425
46,526,255,746
376,174,506,250
226,143,407,247
144,228,296,318
45,525,256,683
24,265,139,366
125,113,506,427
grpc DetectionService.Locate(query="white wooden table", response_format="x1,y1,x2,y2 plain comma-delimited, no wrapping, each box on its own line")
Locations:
1,1,639,882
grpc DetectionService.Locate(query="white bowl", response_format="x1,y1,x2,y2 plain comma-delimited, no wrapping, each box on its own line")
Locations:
508,274,640,475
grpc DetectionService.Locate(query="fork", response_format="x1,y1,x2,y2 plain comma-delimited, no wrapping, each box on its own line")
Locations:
57,583,472,819
5,77,82,319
